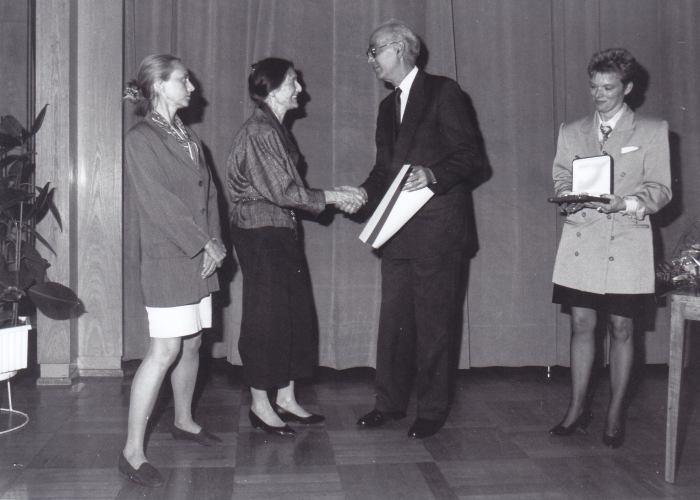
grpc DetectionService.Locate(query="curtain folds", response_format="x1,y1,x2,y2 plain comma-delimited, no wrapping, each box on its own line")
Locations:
123,0,700,368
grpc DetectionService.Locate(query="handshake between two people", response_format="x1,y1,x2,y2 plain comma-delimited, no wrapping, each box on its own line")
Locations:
324,166,433,215
325,186,368,214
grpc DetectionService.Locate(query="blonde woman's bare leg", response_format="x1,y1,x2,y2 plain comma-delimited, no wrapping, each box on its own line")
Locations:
123,337,181,467
171,332,202,433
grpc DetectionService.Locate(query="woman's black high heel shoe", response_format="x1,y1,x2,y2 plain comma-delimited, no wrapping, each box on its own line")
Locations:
602,427,625,448
549,410,593,436
248,410,296,437
274,404,325,424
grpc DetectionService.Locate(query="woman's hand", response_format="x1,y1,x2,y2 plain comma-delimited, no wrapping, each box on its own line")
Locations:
325,186,367,214
561,202,585,215
201,238,226,278
588,194,626,214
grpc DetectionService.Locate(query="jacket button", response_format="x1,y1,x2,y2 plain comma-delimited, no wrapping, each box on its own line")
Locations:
576,232,581,237
575,251,579,256
607,214,612,219
609,256,614,261
200,208,206,214
582,212,586,218
198,180,203,186
611,235,615,240
621,172,626,177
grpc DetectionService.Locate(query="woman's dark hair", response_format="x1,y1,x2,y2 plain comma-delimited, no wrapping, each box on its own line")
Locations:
587,48,637,85
248,57,294,104
123,54,183,115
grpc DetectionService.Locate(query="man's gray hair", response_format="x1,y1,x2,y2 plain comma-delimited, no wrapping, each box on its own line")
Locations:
377,19,421,65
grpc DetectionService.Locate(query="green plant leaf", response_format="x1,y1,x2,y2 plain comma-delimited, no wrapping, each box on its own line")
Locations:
25,225,56,256
29,104,49,136
0,132,20,150
0,187,32,211
0,115,26,139
19,243,50,287
27,281,84,320
0,153,28,170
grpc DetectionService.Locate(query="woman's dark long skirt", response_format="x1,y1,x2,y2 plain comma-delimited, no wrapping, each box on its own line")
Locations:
231,225,318,389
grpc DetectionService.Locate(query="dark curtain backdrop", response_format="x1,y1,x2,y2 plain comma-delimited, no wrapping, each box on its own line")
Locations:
122,0,700,369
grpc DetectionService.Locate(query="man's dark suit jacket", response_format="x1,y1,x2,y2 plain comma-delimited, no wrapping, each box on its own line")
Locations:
361,70,483,259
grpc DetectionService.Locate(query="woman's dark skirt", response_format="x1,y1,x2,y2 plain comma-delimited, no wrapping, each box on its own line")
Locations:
552,284,649,318
231,224,318,389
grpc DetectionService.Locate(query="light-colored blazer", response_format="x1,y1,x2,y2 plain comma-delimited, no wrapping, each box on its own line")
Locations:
551,107,672,294
124,114,221,307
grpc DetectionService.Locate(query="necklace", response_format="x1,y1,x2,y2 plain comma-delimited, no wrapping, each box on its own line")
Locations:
151,110,198,162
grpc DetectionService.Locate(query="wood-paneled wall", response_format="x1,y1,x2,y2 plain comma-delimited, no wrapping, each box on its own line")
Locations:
35,0,123,382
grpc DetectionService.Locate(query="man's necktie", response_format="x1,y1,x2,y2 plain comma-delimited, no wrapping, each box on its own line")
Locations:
599,124,612,149
393,88,402,139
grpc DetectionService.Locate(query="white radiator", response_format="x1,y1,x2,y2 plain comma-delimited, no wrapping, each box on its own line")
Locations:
0,324,30,380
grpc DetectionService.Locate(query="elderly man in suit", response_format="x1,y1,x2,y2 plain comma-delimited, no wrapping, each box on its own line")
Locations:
345,20,484,439
549,48,671,448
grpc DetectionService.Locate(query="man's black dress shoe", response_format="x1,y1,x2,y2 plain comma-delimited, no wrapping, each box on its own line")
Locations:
171,426,222,446
249,410,296,437
274,404,325,424
356,409,406,428
407,418,443,439
602,427,625,448
118,453,164,488
549,410,593,436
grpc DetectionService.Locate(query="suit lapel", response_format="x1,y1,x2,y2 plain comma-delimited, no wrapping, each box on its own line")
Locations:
392,71,426,171
578,114,601,156
605,108,635,157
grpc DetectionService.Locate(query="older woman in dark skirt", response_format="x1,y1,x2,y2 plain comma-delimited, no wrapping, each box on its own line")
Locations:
227,57,363,437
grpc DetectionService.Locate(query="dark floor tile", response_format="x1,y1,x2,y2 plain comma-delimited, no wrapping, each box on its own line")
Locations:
115,466,236,500
233,464,342,499
437,458,565,498
424,427,529,462
537,455,669,499
144,432,237,468
27,432,124,469
329,429,433,465
3,467,122,499
236,428,334,468
338,463,437,500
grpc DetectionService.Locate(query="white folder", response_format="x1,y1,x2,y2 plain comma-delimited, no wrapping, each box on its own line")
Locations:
359,164,434,249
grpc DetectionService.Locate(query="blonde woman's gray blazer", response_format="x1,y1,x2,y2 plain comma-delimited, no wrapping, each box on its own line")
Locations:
124,115,221,307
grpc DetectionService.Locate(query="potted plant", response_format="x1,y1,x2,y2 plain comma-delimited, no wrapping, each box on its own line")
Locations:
0,105,83,380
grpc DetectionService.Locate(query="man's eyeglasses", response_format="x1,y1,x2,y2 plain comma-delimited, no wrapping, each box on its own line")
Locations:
366,41,398,59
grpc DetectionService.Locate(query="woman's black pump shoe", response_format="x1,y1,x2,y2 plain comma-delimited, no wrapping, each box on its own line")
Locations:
274,404,325,424
171,426,222,446
118,453,164,488
602,427,625,448
549,410,593,436
249,410,296,437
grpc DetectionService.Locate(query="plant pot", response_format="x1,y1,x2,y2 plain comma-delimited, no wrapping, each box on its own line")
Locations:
0,323,30,382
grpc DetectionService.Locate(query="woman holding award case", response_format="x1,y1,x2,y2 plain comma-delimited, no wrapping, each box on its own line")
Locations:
549,48,672,448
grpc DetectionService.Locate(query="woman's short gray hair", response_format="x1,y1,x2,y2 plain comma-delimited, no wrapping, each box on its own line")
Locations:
377,19,421,66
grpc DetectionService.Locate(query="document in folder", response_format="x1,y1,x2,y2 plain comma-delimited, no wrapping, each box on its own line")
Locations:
359,164,434,249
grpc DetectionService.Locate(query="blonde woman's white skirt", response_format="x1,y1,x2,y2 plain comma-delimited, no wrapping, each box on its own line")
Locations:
146,295,212,338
